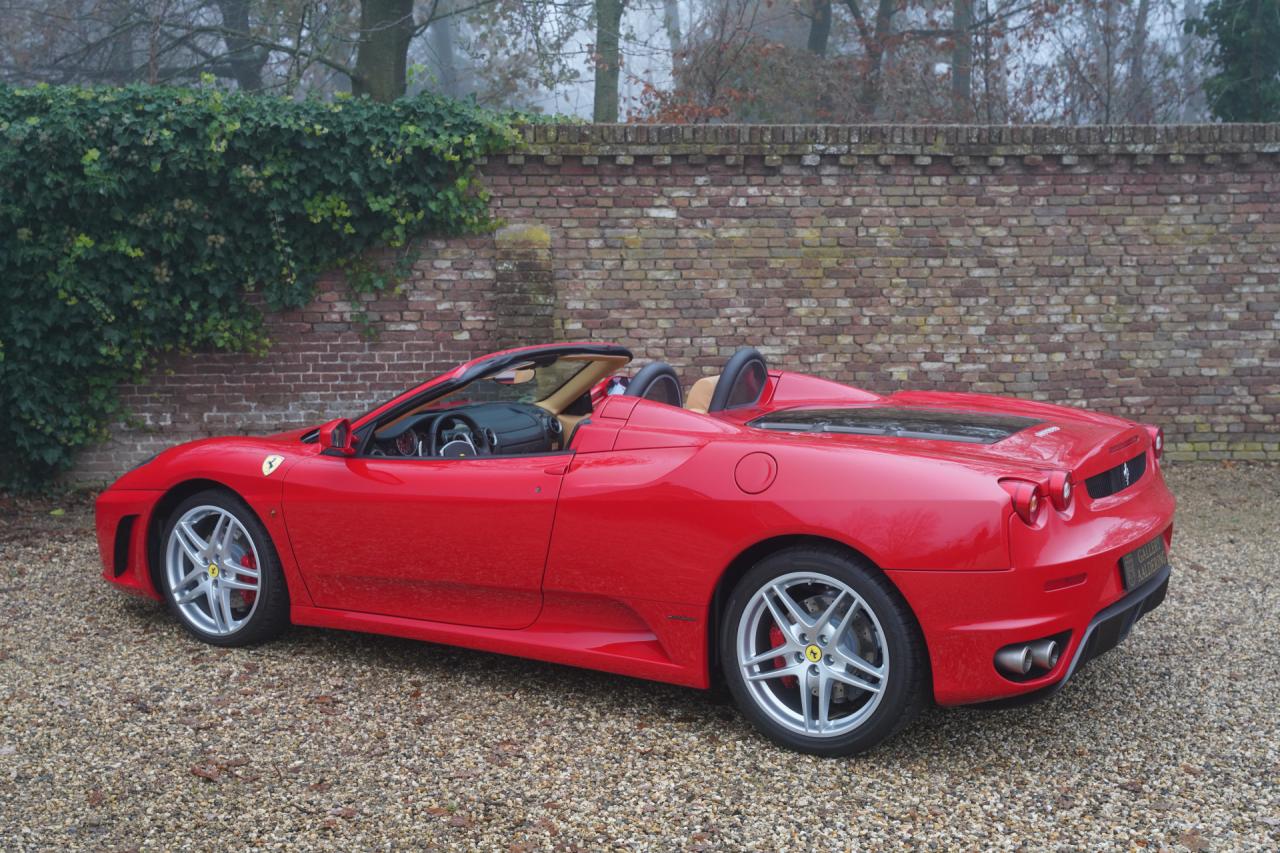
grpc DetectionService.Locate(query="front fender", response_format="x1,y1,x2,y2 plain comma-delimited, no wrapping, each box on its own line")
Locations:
97,436,318,606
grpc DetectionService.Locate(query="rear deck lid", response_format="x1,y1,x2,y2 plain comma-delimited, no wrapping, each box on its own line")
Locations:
748,407,1041,445
749,401,1148,480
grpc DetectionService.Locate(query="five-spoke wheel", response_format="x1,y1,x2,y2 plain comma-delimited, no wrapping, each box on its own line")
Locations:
161,490,288,646
737,572,890,737
722,547,926,756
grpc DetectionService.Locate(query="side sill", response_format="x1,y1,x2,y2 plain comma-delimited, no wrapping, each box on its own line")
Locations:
290,605,706,689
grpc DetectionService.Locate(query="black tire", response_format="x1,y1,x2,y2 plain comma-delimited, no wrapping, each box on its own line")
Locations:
720,545,928,756
159,488,290,647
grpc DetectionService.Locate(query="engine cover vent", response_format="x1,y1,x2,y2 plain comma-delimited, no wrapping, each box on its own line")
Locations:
748,407,1042,445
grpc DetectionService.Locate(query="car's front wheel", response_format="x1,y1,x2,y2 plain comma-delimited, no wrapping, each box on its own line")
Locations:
161,489,289,646
721,546,927,756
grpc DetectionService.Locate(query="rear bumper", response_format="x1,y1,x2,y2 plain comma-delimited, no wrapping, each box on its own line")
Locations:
886,466,1175,706
976,563,1169,708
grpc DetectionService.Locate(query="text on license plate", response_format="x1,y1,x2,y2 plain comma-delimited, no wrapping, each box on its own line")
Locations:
1120,536,1167,589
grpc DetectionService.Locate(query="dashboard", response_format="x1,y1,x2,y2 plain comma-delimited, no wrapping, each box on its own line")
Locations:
368,402,564,458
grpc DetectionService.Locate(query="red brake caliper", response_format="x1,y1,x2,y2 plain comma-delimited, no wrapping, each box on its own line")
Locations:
768,624,798,688
239,551,257,606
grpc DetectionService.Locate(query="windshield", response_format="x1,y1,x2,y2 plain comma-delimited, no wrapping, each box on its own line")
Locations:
426,356,592,408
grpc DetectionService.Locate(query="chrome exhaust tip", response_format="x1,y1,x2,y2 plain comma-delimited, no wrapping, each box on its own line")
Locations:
995,645,1033,676
1029,639,1060,670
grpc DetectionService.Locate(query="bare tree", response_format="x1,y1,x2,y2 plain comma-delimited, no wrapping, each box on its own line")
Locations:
1123,0,1153,121
807,0,832,56
424,0,459,96
592,0,625,120
0,1,363,91
0,0,1211,121
214,0,266,89
951,0,973,119
352,0,412,100
662,0,682,52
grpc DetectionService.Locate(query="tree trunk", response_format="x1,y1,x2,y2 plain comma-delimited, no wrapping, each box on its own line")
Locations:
353,0,415,102
104,0,138,84
216,0,266,91
857,0,896,118
1124,0,1153,121
662,0,682,54
1101,0,1115,123
950,0,972,120
1178,0,1204,121
592,0,625,122
428,0,459,98
807,0,832,57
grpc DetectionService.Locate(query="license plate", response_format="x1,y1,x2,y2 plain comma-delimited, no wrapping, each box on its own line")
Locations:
1120,536,1168,589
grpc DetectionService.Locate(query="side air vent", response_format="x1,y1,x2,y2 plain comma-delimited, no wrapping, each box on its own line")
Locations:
113,515,137,577
1085,452,1147,500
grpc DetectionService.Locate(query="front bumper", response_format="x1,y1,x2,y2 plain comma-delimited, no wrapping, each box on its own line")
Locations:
95,488,164,600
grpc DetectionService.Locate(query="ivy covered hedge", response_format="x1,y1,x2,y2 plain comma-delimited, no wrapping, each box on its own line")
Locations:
0,84,519,490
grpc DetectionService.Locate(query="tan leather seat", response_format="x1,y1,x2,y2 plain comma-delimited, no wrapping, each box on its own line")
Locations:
684,376,719,413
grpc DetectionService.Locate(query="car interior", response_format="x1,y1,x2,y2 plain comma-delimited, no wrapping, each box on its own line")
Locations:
686,347,769,414
364,347,770,459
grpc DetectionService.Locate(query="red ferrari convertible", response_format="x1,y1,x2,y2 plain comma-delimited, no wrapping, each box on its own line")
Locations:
96,343,1174,755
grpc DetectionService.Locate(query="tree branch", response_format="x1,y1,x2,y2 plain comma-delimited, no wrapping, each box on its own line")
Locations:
159,24,360,80
840,0,874,44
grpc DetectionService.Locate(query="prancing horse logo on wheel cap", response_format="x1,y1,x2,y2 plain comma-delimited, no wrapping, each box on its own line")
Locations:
262,454,284,477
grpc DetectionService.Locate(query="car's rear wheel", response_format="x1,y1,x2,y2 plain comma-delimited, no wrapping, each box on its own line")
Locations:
161,489,289,646
721,546,927,756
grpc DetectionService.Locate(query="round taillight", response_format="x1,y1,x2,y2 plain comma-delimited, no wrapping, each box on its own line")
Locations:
1145,424,1164,459
1048,470,1075,511
999,478,1048,526
1009,482,1044,525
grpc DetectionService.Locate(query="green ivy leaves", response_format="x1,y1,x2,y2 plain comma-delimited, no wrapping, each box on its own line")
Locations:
0,85,516,490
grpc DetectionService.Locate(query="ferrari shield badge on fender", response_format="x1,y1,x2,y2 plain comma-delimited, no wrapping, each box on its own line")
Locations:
262,454,284,477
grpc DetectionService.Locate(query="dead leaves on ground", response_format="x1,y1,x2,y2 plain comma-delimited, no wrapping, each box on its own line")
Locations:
188,755,252,783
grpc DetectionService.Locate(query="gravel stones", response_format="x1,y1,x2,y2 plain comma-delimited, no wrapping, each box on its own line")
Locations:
1,464,1276,850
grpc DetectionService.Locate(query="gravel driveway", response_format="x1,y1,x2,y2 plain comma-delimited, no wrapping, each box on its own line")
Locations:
1,464,1277,851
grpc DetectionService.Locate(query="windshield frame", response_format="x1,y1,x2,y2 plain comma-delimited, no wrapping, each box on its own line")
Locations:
422,356,593,409
345,343,633,451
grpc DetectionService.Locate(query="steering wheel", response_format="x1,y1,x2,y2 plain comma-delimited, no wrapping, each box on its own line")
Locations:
429,412,488,458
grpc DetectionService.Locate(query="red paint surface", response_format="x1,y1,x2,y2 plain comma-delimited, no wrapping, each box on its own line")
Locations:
282,454,562,628
96,345,1176,704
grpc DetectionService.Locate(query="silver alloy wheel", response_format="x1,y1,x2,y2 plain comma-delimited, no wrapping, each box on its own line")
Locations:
165,505,262,636
736,571,889,738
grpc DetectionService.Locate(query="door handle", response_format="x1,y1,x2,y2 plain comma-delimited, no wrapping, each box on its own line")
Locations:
543,463,568,476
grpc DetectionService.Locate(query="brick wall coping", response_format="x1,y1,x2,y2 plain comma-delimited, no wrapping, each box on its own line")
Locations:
508,123,1280,159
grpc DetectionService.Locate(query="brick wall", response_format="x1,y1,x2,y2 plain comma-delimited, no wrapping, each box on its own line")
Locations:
71,124,1280,481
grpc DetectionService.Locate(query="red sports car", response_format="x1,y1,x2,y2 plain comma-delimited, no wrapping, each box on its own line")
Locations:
96,343,1174,755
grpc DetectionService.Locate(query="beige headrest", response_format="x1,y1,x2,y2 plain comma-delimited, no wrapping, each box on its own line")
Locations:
684,375,719,413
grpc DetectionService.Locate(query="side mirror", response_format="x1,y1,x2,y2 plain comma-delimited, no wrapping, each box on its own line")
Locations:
318,418,355,456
